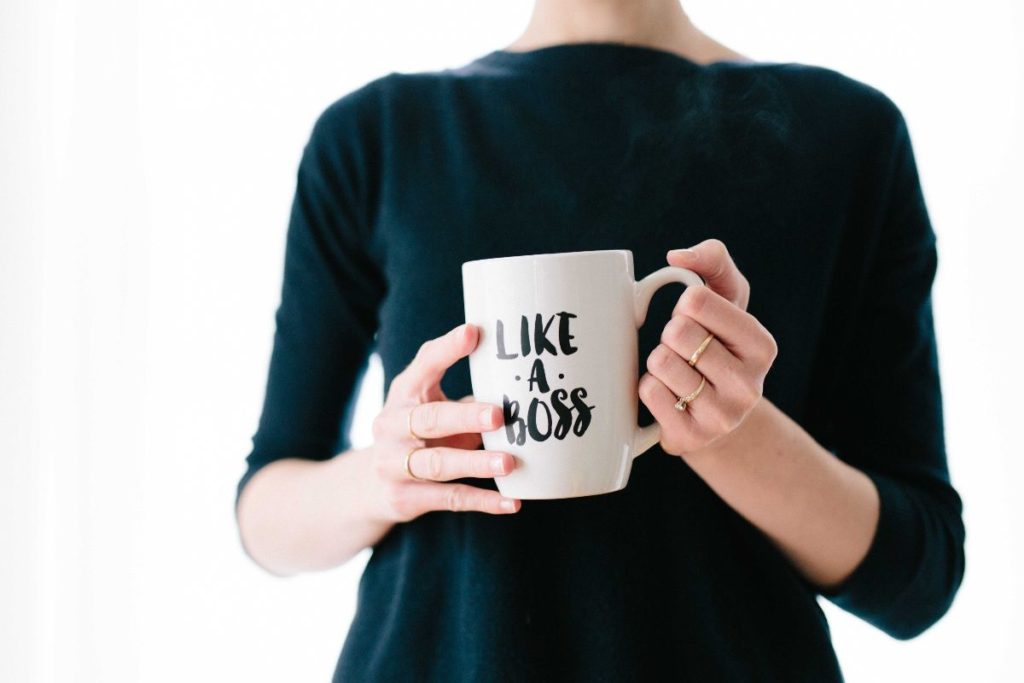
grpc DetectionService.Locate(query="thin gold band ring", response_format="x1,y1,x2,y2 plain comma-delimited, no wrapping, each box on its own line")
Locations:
689,333,715,368
673,375,707,412
405,446,427,481
407,406,426,441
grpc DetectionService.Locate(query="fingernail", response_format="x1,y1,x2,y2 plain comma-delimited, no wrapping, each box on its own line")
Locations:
500,498,518,512
491,454,508,475
668,248,696,258
479,406,496,426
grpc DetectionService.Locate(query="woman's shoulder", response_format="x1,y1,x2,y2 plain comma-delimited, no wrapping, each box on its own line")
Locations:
306,56,909,156
307,67,458,143
728,59,906,131
305,72,397,139
694,58,910,161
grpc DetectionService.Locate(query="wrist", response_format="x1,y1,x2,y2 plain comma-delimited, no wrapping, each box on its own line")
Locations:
320,446,390,528
351,445,401,529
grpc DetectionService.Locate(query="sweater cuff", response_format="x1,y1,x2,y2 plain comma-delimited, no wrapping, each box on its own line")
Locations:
817,468,921,632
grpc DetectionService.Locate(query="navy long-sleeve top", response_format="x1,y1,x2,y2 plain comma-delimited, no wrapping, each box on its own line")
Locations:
236,42,966,682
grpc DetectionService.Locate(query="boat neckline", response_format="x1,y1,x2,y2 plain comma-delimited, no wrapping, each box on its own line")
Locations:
476,41,759,71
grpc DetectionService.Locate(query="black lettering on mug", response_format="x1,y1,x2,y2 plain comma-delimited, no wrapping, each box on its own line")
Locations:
570,388,595,436
559,312,578,355
527,358,550,393
495,319,518,360
551,388,572,439
494,312,581,359
494,311,595,447
526,398,553,441
533,313,558,356
502,394,527,445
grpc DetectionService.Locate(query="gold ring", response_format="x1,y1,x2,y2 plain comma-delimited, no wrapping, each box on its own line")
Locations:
407,406,425,441
673,375,707,411
689,333,715,367
405,446,427,481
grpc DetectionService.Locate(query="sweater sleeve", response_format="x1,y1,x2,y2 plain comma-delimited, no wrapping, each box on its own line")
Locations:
235,91,387,510
816,104,966,639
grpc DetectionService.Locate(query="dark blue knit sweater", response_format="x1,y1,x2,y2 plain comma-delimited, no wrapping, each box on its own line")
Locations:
237,43,966,682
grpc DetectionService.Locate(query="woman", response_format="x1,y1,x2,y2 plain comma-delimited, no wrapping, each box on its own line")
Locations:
235,1,966,680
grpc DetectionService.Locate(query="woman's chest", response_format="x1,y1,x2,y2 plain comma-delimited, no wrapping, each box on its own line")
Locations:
370,148,850,418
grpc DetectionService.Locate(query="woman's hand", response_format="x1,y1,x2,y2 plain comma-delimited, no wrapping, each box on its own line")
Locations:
639,239,778,456
368,322,522,522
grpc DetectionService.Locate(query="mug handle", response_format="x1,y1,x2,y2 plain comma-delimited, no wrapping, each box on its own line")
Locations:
631,266,705,458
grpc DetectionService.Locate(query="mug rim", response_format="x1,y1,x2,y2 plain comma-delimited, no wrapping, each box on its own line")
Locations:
462,248,633,269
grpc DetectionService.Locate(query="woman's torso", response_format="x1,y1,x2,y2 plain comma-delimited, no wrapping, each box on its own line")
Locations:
334,43,893,682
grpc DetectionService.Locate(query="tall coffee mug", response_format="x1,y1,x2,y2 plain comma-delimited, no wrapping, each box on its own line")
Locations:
462,249,703,500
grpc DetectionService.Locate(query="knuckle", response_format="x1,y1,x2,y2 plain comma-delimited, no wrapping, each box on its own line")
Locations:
371,412,389,441
764,331,779,362
467,490,490,513
662,316,687,349
647,345,672,372
732,381,761,414
419,402,440,434
445,485,465,512
370,446,390,478
753,336,777,369
680,285,708,316
638,374,658,402
707,238,728,258
473,453,493,477
737,277,752,309
746,376,764,404
413,338,434,364
461,403,481,430
427,448,446,480
383,375,402,400
487,492,508,514
722,358,748,389
390,370,412,394
381,481,409,520
392,501,416,522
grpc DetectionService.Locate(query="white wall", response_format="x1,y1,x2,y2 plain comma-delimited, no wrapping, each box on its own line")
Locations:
1,1,1021,681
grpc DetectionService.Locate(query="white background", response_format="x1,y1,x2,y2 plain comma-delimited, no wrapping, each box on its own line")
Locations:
2,1,1022,681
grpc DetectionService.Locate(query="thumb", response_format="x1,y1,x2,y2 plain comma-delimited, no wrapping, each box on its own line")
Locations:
667,239,750,310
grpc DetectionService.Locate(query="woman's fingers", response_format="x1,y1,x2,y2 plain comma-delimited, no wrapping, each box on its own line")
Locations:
374,332,524,522
644,343,742,443
667,239,750,310
409,400,502,440
438,431,484,451
402,447,515,482
645,304,777,456
646,342,716,402
659,314,732,377
373,400,502,442
638,372,704,455
383,482,521,520
659,315,753,408
655,240,778,455
673,285,777,367
417,483,521,515
389,323,479,401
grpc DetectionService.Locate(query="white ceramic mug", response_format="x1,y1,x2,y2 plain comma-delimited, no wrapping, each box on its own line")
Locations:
462,249,703,500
